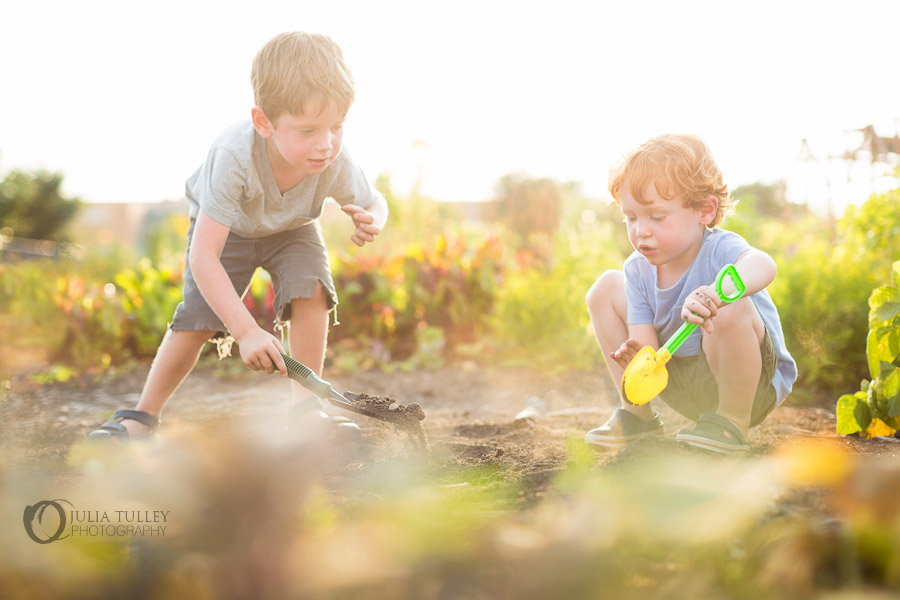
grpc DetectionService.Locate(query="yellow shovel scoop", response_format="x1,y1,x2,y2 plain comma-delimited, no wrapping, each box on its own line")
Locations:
622,264,746,405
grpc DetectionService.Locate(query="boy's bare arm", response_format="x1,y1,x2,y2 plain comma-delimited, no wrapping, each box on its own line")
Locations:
189,211,287,375
733,249,777,297
681,249,777,333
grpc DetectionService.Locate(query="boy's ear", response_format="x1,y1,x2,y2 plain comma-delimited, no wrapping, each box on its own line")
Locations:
251,106,274,138
699,194,718,226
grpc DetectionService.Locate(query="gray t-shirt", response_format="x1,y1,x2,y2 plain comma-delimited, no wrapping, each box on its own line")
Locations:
185,120,376,238
624,228,797,404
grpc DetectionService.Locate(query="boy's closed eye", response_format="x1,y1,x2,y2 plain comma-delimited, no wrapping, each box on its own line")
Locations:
622,214,667,223
294,122,344,136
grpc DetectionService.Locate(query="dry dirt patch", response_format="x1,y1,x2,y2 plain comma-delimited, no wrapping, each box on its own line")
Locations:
3,362,897,487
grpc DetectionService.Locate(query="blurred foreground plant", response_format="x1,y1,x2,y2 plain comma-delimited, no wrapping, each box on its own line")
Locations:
7,423,900,599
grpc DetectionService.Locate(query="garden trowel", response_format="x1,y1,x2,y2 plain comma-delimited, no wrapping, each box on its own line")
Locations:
278,353,425,426
621,264,746,405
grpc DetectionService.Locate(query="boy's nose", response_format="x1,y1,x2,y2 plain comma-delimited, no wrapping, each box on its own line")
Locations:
315,132,334,151
636,221,653,237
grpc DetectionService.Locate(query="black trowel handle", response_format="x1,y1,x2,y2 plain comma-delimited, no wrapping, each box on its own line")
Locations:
279,353,387,420
280,353,333,398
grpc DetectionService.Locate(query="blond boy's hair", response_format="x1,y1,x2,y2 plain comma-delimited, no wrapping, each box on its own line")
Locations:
251,32,355,122
608,134,734,227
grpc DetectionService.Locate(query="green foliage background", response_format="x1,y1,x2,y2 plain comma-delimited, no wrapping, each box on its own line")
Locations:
0,169,80,241
3,167,900,404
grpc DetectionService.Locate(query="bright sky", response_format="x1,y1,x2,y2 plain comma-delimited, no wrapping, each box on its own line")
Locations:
1,0,898,215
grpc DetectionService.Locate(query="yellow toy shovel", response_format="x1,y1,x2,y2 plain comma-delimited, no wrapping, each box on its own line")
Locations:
621,264,746,405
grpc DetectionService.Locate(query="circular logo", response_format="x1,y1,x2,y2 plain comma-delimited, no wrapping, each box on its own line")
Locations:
23,499,73,544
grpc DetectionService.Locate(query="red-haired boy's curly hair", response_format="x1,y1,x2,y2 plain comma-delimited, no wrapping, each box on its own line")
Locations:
608,134,734,227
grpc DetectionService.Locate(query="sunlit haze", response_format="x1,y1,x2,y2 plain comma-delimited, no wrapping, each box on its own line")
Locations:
2,0,898,216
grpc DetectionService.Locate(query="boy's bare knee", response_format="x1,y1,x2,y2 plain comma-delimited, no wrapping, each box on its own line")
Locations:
586,270,624,311
291,282,329,312
711,297,765,342
715,297,752,327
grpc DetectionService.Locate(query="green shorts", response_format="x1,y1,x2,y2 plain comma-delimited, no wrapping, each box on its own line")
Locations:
658,327,778,427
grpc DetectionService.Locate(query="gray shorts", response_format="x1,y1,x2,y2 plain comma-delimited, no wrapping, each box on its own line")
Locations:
659,327,778,427
170,219,338,334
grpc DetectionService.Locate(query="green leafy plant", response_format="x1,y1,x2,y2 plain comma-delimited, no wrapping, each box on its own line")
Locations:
836,260,900,437
768,185,900,397
769,237,876,395
488,227,625,372
114,258,184,356
0,168,80,241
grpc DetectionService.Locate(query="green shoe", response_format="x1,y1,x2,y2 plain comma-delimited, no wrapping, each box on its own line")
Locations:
675,413,750,455
585,408,664,449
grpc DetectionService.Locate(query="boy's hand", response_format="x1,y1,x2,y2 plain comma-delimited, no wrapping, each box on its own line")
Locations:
610,338,644,369
341,204,383,247
681,285,721,334
235,326,288,376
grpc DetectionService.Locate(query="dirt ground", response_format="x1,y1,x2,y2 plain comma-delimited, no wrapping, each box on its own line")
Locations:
3,359,899,493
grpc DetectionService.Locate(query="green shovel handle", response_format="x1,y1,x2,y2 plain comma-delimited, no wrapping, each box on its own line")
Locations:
715,263,746,303
661,264,746,356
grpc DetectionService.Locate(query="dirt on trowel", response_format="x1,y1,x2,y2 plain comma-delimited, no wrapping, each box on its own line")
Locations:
346,392,428,449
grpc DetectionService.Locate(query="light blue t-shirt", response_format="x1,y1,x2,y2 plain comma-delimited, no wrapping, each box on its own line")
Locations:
624,228,797,404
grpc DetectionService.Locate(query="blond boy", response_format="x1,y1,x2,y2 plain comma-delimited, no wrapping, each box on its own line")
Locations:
91,32,387,441
584,134,796,454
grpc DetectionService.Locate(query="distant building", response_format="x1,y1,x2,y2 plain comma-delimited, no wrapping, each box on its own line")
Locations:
839,126,900,164
787,125,900,218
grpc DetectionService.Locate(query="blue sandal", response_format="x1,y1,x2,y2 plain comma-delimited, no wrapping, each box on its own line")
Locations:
675,413,750,454
88,410,160,441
